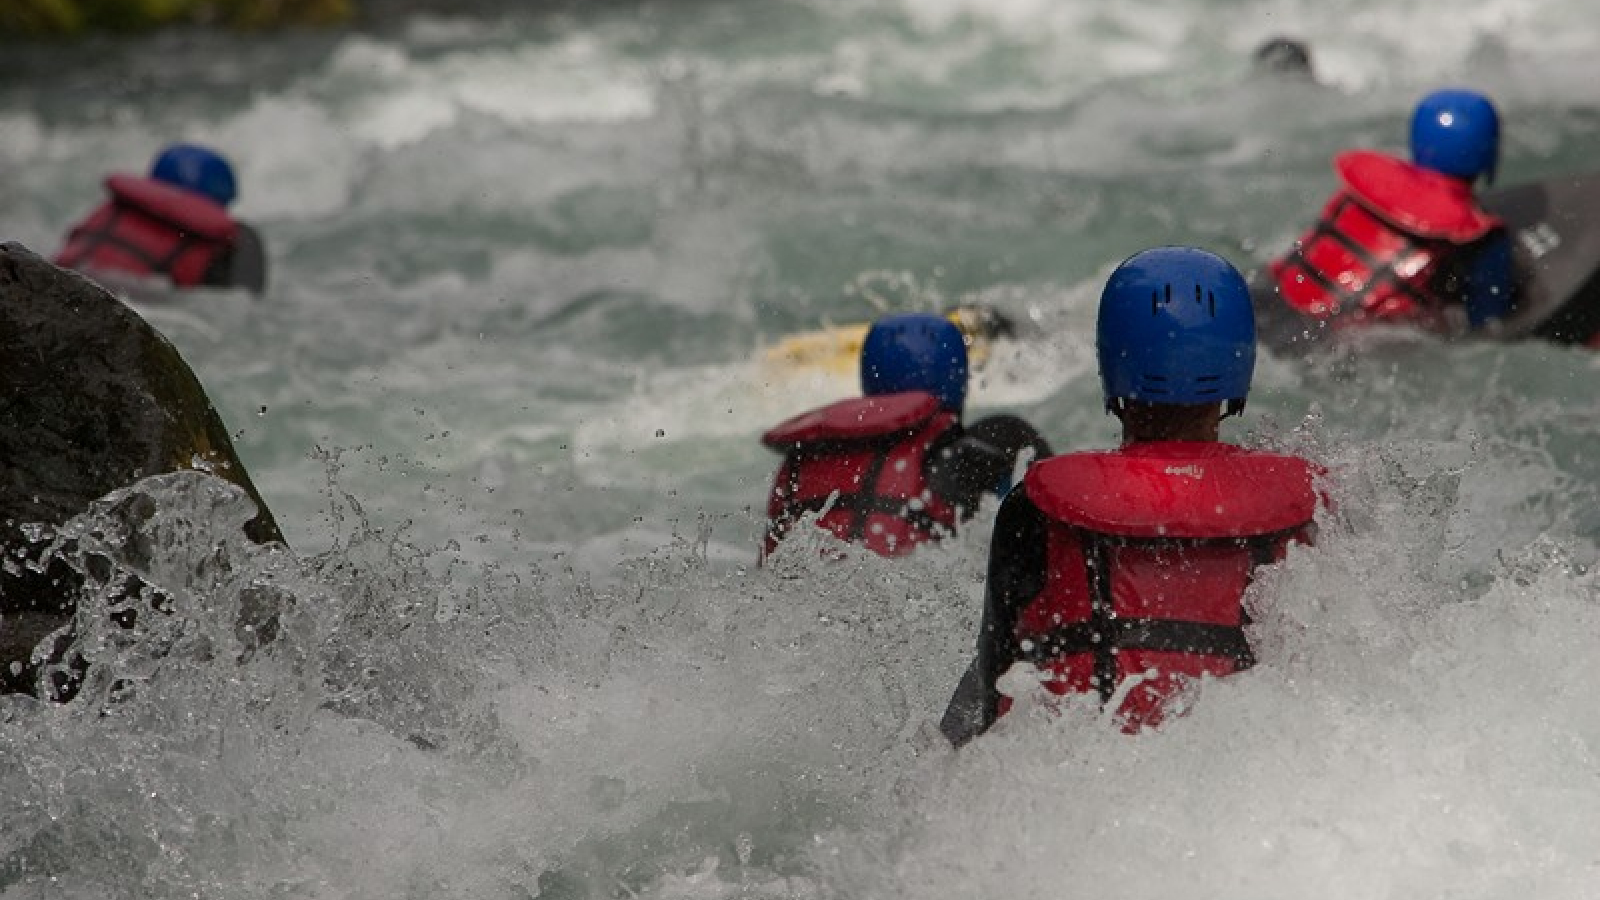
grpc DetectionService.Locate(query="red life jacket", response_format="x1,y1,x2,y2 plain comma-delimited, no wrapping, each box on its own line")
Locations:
55,174,238,289
1269,150,1501,331
762,391,961,558
1009,442,1317,730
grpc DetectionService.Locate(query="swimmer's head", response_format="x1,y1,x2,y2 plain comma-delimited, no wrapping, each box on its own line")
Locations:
151,144,238,207
1251,37,1315,80
861,312,969,412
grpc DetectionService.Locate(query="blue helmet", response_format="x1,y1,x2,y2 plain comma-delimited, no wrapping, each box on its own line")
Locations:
860,312,969,412
150,144,238,206
1097,247,1255,415
1410,89,1499,185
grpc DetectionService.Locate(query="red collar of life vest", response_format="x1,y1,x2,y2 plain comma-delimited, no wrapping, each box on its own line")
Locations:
1024,442,1317,539
106,174,238,242
762,391,947,448
1335,150,1499,242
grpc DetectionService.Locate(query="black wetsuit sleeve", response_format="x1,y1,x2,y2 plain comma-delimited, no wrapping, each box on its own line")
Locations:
205,221,267,296
926,415,1053,515
938,487,1049,747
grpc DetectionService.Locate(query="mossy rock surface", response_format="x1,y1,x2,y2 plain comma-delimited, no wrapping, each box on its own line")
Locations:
0,0,351,36
0,242,280,544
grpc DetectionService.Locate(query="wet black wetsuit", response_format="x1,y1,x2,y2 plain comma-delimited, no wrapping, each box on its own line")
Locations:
926,414,1053,518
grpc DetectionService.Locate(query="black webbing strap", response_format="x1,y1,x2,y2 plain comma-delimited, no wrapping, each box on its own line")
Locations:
777,477,944,538
153,231,199,275
1020,619,1256,668
64,206,198,278
771,419,951,543
1289,195,1437,314
1032,525,1304,700
845,449,892,540
1083,537,1118,700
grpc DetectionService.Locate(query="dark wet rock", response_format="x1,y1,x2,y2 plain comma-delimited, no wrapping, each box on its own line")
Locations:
0,241,281,696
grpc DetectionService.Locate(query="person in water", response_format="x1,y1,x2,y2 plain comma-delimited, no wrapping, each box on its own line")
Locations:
761,311,1052,558
55,143,268,295
940,247,1320,746
1257,88,1511,346
1250,36,1315,80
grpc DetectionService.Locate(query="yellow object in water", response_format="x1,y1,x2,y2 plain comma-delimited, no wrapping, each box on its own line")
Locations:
763,322,874,378
760,305,1009,378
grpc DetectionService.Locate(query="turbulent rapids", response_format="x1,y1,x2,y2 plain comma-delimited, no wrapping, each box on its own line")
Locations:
4,0,1600,897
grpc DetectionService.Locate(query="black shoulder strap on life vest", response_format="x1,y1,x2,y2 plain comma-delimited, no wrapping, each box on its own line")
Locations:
1291,194,1439,315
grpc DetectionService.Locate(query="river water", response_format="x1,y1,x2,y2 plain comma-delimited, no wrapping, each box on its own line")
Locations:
3,0,1600,897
